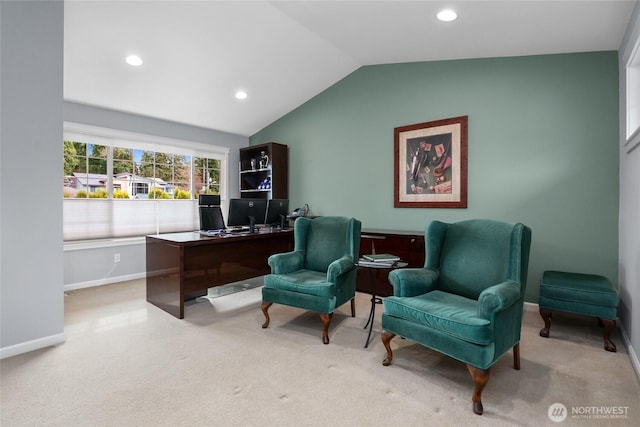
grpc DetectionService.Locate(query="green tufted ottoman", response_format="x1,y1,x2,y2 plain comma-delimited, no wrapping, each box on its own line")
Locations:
539,270,619,352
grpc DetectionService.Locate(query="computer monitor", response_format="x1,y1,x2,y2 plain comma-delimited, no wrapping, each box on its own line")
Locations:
264,199,289,229
227,198,267,232
199,206,226,231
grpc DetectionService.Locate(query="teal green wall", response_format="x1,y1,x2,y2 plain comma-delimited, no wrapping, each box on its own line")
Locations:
251,52,620,302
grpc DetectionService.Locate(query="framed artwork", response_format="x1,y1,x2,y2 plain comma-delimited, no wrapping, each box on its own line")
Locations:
394,115,468,208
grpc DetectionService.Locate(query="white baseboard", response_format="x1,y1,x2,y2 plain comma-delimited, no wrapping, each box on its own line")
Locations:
0,333,66,360
619,321,640,381
64,273,146,292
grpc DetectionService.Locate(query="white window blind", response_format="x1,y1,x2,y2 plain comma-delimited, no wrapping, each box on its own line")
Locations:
63,199,198,239
63,123,229,241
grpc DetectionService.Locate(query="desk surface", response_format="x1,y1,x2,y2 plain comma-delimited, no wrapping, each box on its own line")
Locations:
148,228,292,244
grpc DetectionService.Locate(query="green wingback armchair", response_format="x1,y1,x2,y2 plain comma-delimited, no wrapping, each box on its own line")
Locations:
261,216,362,344
381,219,532,415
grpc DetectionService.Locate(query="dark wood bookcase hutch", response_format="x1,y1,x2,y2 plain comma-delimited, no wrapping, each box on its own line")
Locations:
239,142,288,200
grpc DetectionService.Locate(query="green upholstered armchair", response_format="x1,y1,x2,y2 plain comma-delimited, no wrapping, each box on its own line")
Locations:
261,216,362,344
381,219,532,415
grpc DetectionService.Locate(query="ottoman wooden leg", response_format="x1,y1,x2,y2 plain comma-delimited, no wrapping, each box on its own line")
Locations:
599,318,617,352
539,308,552,338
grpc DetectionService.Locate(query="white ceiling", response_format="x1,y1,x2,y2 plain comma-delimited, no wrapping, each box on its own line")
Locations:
64,0,636,136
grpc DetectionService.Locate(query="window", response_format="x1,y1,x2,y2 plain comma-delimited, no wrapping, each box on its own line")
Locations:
624,17,640,153
626,49,640,144
63,123,229,241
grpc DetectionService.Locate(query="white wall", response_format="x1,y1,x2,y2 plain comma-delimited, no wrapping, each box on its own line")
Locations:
0,2,249,357
619,1,640,376
1,1,65,358
63,239,146,291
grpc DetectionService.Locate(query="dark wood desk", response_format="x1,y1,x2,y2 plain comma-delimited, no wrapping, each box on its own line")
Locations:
146,229,293,318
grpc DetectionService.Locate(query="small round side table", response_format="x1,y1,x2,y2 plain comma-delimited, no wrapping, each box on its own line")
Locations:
358,260,407,348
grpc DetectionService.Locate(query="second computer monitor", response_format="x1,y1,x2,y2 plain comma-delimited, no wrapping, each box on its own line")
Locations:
264,199,289,228
227,198,267,231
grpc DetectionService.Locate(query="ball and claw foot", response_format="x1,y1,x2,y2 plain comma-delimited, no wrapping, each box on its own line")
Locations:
604,339,617,352
539,308,552,338
601,318,617,352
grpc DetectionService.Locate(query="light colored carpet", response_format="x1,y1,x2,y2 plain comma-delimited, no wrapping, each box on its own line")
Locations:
1,278,638,426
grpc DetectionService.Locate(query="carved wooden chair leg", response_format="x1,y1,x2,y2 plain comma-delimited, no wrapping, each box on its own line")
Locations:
539,308,552,338
261,302,272,329
350,298,356,317
467,365,491,415
600,318,617,352
381,331,396,366
320,312,333,344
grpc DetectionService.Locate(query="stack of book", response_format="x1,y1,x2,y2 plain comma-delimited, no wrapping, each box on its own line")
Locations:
358,253,401,268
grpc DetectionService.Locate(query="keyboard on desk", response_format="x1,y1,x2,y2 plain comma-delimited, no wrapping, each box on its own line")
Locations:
199,227,250,237
225,226,251,233
199,229,224,237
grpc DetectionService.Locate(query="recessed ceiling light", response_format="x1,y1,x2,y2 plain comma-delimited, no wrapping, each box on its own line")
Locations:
125,55,143,66
235,90,248,100
436,9,457,22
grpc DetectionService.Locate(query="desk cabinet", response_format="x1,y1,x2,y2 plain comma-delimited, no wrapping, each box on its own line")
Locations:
357,230,425,296
146,230,293,318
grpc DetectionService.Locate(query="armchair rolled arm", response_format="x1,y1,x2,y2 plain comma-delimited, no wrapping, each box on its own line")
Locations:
388,268,439,297
477,281,521,319
327,256,357,282
268,251,304,275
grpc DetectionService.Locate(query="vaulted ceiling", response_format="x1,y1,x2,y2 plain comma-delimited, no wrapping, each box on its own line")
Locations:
64,1,636,136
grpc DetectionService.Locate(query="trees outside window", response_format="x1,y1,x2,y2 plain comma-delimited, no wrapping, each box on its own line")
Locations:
194,157,221,196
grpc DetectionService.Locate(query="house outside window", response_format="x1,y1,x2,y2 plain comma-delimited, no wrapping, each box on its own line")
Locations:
133,181,150,198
